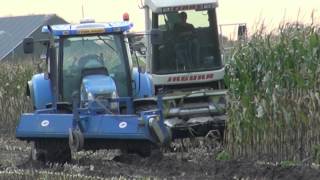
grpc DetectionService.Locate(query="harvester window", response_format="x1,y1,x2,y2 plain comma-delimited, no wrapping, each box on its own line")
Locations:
153,10,222,74
62,35,129,102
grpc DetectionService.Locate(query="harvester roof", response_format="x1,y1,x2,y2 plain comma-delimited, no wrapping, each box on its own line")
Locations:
144,0,218,13
41,21,133,36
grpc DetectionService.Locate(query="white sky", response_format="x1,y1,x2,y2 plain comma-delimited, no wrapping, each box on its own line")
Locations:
0,0,319,32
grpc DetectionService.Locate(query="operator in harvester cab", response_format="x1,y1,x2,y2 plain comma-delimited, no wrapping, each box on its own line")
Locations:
173,12,200,70
173,12,195,39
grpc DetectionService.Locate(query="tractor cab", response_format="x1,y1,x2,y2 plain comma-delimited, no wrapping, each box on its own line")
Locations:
25,22,135,112
60,32,130,103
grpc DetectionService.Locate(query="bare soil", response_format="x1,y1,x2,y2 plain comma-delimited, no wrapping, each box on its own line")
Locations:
1,135,320,180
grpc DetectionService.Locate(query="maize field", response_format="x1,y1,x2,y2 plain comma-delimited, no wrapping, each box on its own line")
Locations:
0,62,34,134
226,23,320,163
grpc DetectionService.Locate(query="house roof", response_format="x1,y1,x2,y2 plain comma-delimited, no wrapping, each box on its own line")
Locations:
0,14,66,60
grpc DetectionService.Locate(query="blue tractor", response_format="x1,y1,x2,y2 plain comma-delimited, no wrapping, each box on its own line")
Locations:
16,21,171,163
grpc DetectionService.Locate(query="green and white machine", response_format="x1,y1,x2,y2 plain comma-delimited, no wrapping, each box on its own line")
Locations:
135,0,227,139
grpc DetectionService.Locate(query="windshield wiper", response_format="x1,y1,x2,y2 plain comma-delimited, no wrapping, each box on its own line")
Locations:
97,36,117,53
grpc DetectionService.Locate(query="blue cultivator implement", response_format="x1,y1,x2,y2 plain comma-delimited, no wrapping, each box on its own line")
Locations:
16,21,171,163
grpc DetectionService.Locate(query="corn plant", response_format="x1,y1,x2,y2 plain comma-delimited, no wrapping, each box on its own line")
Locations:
0,62,35,135
225,23,320,162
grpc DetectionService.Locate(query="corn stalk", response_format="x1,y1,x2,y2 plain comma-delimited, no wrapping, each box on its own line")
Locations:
0,62,35,135
225,23,320,162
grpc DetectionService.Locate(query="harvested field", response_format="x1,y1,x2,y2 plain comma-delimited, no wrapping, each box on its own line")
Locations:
1,136,320,179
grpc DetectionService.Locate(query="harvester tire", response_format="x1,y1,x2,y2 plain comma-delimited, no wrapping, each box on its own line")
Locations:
31,139,71,164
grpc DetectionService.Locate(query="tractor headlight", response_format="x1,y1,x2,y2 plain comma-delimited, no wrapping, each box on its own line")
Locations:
87,92,95,101
111,91,117,98
80,84,94,107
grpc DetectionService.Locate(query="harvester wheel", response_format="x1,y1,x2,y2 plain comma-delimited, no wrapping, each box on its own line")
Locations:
31,139,71,164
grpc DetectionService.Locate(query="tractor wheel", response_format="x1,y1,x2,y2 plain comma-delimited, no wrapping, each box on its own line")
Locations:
31,139,71,164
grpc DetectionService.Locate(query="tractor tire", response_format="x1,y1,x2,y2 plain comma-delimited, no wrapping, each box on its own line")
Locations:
31,139,71,164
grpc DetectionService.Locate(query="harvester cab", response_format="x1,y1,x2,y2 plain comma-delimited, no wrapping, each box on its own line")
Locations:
16,20,171,163
133,0,227,139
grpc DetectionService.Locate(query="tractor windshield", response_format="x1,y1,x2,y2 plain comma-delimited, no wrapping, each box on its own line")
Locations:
62,34,129,102
152,9,222,74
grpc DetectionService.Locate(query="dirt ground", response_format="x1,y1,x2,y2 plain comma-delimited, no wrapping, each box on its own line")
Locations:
1,135,320,180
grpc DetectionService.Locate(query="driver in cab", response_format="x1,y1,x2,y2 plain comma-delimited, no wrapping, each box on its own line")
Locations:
173,12,195,41
72,53,105,69
173,12,199,69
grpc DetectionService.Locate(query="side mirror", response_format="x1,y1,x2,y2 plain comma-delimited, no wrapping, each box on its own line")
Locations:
40,53,47,61
132,42,146,54
126,33,146,54
23,37,34,54
237,24,247,41
150,29,164,45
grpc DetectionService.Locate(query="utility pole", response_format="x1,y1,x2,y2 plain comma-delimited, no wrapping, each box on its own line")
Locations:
81,0,85,18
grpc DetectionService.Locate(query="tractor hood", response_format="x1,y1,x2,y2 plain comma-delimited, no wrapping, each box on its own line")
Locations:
81,75,117,95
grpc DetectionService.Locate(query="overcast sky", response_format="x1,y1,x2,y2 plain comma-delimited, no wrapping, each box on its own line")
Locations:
0,0,319,32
